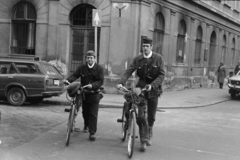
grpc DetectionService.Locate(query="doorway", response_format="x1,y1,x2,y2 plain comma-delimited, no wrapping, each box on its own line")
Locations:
69,4,100,75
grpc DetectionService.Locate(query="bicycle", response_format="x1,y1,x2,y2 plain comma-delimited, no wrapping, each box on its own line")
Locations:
64,82,105,146
64,83,88,146
117,86,148,158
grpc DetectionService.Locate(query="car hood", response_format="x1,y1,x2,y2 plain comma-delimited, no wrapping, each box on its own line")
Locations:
229,75,240,81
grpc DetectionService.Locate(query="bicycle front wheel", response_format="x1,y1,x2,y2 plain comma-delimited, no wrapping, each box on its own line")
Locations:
66,104,76,146
121,106,127,142
127,111,136,158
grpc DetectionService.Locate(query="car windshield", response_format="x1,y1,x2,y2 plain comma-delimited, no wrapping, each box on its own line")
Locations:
41,63,61,75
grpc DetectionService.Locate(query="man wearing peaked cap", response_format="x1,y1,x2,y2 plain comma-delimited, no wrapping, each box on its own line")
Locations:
142,37,152,45
117,37,165,151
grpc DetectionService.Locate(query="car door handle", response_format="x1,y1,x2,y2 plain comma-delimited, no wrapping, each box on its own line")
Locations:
38,80,43,82
8,76,13,79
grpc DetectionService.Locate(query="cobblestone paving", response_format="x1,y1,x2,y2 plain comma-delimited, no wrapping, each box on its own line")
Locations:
0,102,67,152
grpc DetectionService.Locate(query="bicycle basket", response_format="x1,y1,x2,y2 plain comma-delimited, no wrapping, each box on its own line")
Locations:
67,83,81,97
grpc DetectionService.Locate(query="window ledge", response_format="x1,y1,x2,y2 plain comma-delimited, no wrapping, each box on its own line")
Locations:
172,63,188,67
223,3,231,9
9,53,34,58
233,9,240,14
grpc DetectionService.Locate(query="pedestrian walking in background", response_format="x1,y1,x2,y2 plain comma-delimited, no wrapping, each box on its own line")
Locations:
217,62,226,89
234,61,240,75
64,50,104,141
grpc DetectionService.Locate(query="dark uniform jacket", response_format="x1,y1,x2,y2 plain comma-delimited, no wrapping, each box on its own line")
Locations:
119,52,165,98
67,63,104,102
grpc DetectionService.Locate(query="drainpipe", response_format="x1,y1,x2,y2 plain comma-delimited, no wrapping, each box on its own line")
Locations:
47,0,60,61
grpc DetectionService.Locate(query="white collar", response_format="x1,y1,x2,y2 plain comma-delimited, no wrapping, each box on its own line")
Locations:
143,51,152,58
87,62,95,68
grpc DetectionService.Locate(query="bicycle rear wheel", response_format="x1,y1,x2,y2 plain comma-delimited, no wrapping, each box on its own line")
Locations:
66,104,76,146
127,111,136,158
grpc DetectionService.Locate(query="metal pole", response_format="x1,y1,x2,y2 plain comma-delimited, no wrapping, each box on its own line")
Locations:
95,26,97,61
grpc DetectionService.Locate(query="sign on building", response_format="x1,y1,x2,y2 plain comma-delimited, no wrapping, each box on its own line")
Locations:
92,9,102,27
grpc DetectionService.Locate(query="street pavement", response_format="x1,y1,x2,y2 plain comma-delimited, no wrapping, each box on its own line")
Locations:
1,86,238,160
42,86,232,109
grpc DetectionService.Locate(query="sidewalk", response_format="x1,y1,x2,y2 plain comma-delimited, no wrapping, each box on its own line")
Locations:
42,87,231,109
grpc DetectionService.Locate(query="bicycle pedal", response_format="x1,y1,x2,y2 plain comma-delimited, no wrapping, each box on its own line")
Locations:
117,119,123,123
64,108,71,112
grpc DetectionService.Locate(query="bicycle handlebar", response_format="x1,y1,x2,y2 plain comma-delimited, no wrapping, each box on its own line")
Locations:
118,86,148,93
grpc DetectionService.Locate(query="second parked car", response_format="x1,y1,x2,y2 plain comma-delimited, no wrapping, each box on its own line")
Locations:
228,71,240,98
0,58,64,106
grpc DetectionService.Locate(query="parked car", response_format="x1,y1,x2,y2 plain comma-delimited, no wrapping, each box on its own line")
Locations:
0,58,64,106
228,71,240,98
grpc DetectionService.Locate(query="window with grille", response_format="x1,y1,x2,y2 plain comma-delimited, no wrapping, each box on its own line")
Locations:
176,20,187,63
194,26,203,64
11,2,36,55
221,35,227,64
153,13,165,56
231,38,236,66
70,4,94,26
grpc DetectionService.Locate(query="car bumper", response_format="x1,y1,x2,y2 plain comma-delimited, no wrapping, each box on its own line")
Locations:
228,84,240,92
42,91,63,97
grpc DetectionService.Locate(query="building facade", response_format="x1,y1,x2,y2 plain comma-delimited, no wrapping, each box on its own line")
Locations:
1,0,240,93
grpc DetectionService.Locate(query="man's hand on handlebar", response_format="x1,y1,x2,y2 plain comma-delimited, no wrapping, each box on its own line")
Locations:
145,84,152,91
63,80,70,85
83,84,92,89
116,84,123,90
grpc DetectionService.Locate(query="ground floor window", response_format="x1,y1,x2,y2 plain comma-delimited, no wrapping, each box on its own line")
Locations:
11,21,36,55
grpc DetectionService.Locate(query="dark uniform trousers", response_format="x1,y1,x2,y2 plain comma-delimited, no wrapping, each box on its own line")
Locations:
82,93,102,135
147,96,158,127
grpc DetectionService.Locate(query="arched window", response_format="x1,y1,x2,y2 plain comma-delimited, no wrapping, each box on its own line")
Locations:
70,4,95,26
194,26,203,64
11,2,36,55
221,35,227,64
231,38,236,66
153,12,165,55
176,20,187,63
209,31,217,68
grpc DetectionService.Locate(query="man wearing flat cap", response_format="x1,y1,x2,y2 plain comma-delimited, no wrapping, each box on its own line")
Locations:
117,37,165,151
65,50,104,141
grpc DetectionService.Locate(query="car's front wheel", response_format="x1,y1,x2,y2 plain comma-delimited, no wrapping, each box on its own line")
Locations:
7,87,26,106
